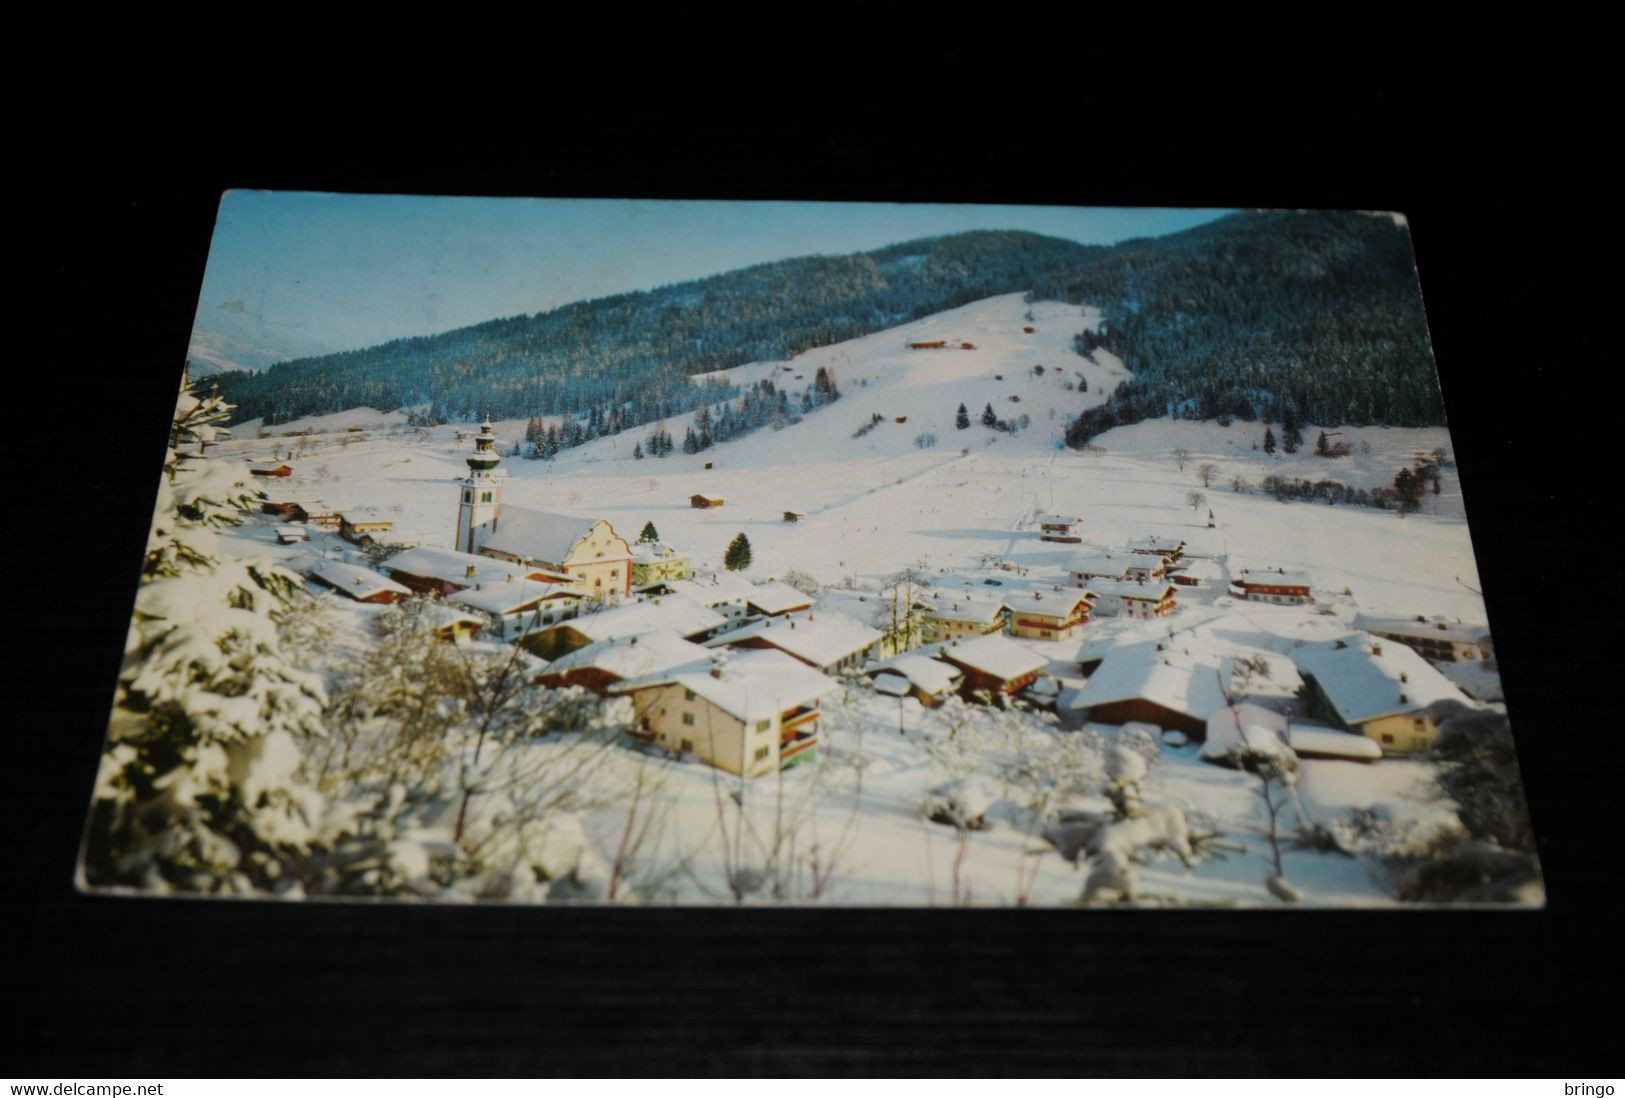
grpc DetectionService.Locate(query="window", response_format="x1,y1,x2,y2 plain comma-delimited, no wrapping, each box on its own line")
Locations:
684,688,696,701
463,490,472,503
682,712,695,726
1381,734,1394,744
754,746,771,762
481,491,492,503
680,739,693,753
755,719,771,733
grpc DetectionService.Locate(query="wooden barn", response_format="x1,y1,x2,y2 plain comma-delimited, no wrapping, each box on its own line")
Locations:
690,494,724,509
935,635,1047,704
908,339,947,350
782,511,806,523
250,464,293,478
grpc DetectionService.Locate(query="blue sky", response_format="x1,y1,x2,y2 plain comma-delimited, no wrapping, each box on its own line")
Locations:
191,193,1231,363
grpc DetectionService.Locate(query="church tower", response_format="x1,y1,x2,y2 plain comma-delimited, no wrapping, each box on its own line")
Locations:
455,416,502,554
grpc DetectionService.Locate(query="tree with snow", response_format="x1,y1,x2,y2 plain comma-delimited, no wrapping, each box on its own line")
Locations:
632,441,644,460
638,521,659,544
956,403,969,430
1196,462,1219,488
81,366,331,896
724,533,752,571
981,403,997,428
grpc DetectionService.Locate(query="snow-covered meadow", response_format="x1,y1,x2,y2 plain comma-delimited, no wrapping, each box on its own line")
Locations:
188,293,1508,906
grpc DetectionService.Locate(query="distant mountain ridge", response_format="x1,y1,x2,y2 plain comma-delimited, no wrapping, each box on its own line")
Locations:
214,230,1104,426
215,212,1445,435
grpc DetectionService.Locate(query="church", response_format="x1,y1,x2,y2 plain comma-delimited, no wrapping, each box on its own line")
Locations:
455,418,634,598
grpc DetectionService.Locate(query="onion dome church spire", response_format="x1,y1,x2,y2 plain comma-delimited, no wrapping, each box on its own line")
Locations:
456,415,503,553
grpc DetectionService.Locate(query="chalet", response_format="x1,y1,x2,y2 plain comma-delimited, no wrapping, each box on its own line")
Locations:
917,593,1007,643
935,635,1047,703
250,463,293,478
1169,558,1224,588
1001,587,1095,641
478,508,634,598
536,630,712,696
1069,639,1301,739
524,594,727,661
1236,570,1314,606
1035,514,1084,543
1353,614,1493,664
384,545,574,598
743,580,814,618
1089,579,1178,621
609,650,839,777
782,511,806,523
1068,550,1167,586
662,574,761,623
705,611,883,676
304,504,344,529
1126,535,1184,562
304,558,411,604
690,494,724,509
863,652,964,707
419,603,485,644
628,541,692,586
895,416,908,424
1292,635,1472,754
339,509,396,547
1022,325,1036,333
447,579,590,643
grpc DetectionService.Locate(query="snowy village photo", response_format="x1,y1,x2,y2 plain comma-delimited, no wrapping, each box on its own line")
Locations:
78,194,1541,907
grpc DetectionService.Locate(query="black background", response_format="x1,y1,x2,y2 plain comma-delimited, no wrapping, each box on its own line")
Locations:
10,27,1617,1076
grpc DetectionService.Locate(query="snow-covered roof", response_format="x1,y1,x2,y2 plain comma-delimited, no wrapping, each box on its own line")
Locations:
446,580,582,615
705,611,882,667
1035,514,1082,526
1291,633,1470,725
307,558,411,601
387,545,568,588
1089,579,1178,601
481,505,623,566
871,672,912,698
1126,536,1184,554
936,634,1047,680
611,649,839,722
629,541,687,564
744,580,816,616
417,603,486,631
1170,558,1225,581
918,593,1006,624
663,574,757,606
542,629,713,682
1239,570,1314,590
1288,725,1383,761
867,652,963,695
1000,587,1094,615
1353,614,1491,646
1072,639,1298,720
342,507,395,525
1067,551,1142,576
567,594,726,643
1202,702,1292,761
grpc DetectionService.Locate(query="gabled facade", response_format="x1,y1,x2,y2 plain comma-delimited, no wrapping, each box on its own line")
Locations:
610,650,838,777
1001,587,1094,641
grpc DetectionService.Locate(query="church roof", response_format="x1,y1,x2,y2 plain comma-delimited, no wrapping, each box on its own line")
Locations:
482,505,622,566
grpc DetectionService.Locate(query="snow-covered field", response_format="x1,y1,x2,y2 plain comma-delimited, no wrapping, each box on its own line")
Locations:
203,293,1503,906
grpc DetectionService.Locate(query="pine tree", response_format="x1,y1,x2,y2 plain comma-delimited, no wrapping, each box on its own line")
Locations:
639,521,659,544
724,533,753,571
982,403,997,427
83,367,330,895
633,441,644,460
956,403,970,429
1263,427,1277,454
1316,430,1330,456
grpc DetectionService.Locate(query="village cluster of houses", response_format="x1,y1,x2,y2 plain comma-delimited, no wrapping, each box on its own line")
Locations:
263,420,1493,779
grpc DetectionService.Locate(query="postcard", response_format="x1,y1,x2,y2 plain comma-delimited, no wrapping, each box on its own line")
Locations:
77,194,1540,907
